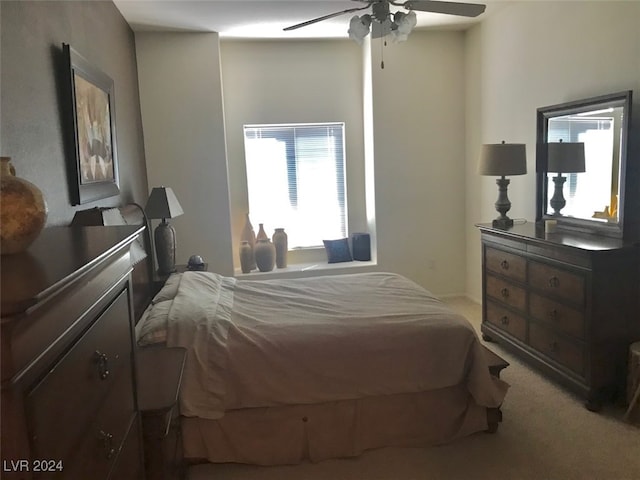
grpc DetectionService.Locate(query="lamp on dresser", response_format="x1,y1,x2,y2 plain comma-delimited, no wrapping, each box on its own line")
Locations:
546,139,586,216
145,186,183,275
478,141,527,228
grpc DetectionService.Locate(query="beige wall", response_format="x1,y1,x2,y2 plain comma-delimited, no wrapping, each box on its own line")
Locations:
134,1,639,297
136,30,469,294
220,39,368,268
464,1,640,301
135,32,234,275
370,31,467,293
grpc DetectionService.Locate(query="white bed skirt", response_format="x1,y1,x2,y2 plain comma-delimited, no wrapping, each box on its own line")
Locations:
181,384,490,466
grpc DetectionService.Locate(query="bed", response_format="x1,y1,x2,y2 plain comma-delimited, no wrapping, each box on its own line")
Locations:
135,269,509,466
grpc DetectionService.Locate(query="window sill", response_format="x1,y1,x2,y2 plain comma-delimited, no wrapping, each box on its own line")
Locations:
234,260,378,280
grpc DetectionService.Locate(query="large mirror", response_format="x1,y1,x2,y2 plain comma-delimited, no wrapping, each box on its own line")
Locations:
536,91,632,238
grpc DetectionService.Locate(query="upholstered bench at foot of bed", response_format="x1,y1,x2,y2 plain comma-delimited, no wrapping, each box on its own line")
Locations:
482,345,509,433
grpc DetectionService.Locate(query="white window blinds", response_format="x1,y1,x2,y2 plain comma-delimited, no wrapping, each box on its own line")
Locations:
243,123,347,248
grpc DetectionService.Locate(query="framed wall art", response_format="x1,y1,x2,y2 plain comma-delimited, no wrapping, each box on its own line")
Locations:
63,43,120,205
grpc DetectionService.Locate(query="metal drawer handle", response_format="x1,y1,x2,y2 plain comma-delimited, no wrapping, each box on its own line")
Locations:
500,260,509,270
99,430,116,460
548,276,560,288
500,288,510,298
500,316,510,325
94,351,110,380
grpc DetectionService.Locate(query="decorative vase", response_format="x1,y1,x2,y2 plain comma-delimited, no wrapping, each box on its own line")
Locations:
256,223,268,241
1,157,48,255
239,240,253,273
272,228,288,268
254,238,275,272
240,213,256,269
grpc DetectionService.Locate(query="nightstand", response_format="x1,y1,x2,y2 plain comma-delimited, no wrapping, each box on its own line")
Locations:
137,346,187,480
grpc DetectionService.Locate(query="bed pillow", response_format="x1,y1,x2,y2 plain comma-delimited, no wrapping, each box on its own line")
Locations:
152,273,181,304
136,300,171,345
323,238,353,263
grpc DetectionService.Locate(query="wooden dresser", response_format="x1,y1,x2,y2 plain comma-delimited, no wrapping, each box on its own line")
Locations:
1,225,145,479
478,222,640,410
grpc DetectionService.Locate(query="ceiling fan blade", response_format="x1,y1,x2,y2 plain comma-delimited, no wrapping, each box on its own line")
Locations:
404,0,486,17
284,5,370,31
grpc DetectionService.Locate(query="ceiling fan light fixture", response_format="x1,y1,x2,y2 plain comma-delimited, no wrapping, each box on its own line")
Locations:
348,8,417,44
348,14,371,45
284,0,485,46
391,10,417,43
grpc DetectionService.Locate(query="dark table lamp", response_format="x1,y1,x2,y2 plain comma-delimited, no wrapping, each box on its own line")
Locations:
478,141,527,229
547,140,586,216
144,186,184,274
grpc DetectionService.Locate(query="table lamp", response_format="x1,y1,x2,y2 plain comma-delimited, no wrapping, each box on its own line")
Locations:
478,141,527,228
144,186,183,274
547,140,586,215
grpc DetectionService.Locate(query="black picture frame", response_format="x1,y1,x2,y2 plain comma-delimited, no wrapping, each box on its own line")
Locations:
63,43,120,205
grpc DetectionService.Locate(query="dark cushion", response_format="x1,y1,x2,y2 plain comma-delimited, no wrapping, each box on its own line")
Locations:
323,238,353,264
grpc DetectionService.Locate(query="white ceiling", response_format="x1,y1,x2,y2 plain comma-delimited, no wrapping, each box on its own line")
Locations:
113,0,500,39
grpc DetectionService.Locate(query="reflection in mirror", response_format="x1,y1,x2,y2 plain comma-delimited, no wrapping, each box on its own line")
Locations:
546,140,585,216
546,106,623,221
537,91,632,237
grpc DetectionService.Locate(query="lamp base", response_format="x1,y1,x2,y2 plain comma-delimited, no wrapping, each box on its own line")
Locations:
550,174,567,215
155,220,177,275
492,217,514,229
492,177,514,229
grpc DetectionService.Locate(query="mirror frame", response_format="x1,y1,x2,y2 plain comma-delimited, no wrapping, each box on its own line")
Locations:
536,91,633,238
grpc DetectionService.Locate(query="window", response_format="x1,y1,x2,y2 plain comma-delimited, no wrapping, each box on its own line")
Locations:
243,123,347,249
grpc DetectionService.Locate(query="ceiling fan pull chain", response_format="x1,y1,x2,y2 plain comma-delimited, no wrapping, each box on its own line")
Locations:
380,37,385,69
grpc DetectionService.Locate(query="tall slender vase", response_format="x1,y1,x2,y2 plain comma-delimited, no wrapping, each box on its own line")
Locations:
256,223,268,241
1,157,48,254
240,213,256,269
254,238,275,272
272,228,288,268
239,240,253,273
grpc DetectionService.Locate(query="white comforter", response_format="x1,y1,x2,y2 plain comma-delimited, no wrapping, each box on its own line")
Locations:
138,271,508,419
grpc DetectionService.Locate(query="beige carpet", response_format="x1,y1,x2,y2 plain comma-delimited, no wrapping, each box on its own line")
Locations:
188,297,640,480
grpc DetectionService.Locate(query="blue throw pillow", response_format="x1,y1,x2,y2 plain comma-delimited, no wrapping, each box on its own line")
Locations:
323,238,353,263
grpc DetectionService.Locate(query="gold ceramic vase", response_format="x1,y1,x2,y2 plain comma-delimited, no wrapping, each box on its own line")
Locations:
0,157,48,254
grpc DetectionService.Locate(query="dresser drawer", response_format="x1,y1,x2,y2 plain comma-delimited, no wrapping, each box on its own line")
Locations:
529,323,584,376
62,368,137,480
27,289,133,465
528,261,585,305
529,293,585,339
485,247,526,282
486,300,527,342
486,274,526,311
107,418,144,480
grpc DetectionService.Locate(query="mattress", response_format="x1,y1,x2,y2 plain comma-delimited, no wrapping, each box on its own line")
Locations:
136,271,508,421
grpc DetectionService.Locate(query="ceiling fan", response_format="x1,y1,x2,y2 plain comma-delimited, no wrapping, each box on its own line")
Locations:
284,0,486,41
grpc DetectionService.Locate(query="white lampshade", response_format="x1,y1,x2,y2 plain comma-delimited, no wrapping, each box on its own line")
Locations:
478,142,527,176
547,141,586,173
